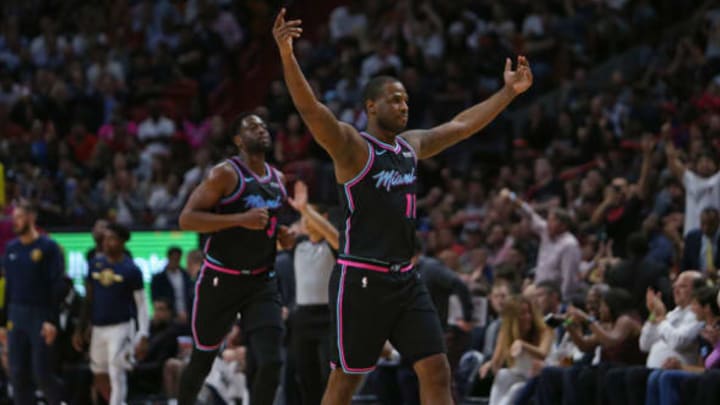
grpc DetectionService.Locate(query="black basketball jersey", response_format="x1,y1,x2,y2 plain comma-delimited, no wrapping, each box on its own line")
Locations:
204,157,287,271
337,132,418,264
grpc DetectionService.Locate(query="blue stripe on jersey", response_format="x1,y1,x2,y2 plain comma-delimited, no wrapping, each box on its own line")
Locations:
219,158,246,204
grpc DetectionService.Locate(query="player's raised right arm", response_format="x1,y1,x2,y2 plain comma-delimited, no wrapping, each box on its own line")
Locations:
273,8,363,163
179,164,268,233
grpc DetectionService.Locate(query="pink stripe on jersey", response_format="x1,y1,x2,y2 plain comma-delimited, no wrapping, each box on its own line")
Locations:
336,259,414,273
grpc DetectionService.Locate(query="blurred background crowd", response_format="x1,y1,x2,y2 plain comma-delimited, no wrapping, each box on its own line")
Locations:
1,0,720,404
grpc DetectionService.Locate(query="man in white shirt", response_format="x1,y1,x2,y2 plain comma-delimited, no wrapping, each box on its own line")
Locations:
666,140,720,234
501,189,582,300
639,271,704,367
138,100,176,165
603,271,705,404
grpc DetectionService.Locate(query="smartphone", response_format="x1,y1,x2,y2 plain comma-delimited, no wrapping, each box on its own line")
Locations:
544,313,565,328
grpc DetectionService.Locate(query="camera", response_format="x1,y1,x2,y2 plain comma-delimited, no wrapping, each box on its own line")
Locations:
544,313,566,328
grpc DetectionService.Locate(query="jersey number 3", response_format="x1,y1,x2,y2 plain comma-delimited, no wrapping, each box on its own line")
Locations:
266,216,278,237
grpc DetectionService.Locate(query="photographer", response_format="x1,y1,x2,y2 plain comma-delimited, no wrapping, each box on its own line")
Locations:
518,284,606,405
535,287,643,405
590,136,653,257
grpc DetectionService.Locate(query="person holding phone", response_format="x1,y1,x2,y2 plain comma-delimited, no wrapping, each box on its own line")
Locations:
590,135,655,257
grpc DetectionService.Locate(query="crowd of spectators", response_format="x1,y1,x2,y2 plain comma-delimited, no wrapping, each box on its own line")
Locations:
2,0,720,403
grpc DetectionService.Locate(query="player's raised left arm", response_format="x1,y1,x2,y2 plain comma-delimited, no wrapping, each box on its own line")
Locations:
401,56,533,159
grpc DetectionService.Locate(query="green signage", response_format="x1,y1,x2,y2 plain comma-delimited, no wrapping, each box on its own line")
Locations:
52,231,200,295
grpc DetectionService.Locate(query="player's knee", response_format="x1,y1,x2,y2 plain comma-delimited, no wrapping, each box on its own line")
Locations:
164,358,183,374
331,370,363,393
415,354,451,388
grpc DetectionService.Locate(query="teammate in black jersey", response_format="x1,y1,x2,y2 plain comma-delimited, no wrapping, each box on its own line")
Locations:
274,8,533,405
177,113,294,405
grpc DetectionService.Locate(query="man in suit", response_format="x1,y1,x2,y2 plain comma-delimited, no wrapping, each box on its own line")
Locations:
682,207,720,280
151,247,193,327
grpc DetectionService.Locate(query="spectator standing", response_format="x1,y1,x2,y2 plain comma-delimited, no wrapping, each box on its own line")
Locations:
287,180,338,405
0,202,64,405
73,223,150,405
151,246,193,326
682,207,720,279
666,140,720,235
502,189,583,300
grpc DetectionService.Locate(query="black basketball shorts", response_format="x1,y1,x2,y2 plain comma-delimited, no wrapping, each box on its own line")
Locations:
328,262,446,374
191,262,283,351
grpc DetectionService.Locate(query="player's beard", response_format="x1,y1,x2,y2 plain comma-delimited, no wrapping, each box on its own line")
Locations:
246,140,272,154
378,114,406,134
12,222,30,236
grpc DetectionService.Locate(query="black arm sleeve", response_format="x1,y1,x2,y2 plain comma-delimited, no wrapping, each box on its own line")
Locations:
450,277,474,322
429,259,474,322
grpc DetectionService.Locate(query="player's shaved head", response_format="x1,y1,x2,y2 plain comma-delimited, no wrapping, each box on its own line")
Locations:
363,75,400,108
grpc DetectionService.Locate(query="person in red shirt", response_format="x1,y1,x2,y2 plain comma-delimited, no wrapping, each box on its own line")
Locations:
66,121,98,164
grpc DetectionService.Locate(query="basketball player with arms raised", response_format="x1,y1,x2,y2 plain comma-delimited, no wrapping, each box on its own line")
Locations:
274,8,533,405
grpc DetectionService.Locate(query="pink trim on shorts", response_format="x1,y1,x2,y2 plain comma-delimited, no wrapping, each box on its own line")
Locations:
202,260,268,276
336,265,376,374
336,259,414,273
191,265,223,351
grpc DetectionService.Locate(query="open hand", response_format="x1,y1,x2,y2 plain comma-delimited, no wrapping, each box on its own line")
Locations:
645,288,656,314
288,180,309,212
273,8,303,56
503,56,533,95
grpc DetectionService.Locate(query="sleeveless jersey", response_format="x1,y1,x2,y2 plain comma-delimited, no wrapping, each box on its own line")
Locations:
337,132,418,264
204,157,287,270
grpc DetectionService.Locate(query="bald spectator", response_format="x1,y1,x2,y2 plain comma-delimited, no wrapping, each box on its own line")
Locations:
604,271,706,404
